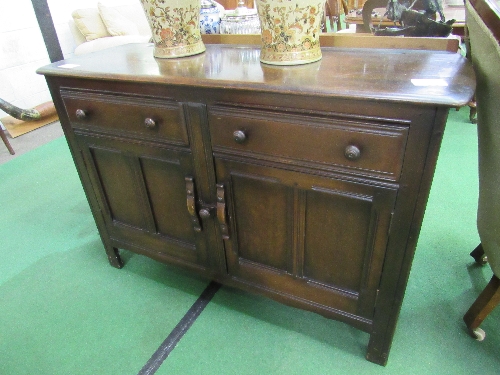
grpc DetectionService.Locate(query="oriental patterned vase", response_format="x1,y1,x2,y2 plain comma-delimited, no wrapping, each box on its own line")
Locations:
256,0,326,65
139,0,206,58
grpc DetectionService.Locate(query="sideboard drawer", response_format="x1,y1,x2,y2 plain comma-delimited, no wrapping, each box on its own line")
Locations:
208,106,409,181
61,90,189,146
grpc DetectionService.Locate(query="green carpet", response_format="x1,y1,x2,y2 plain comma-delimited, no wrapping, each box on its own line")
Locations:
1,109,498,374
0,139,209,374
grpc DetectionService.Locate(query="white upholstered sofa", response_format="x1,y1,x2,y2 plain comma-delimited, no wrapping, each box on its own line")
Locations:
69,2,152,55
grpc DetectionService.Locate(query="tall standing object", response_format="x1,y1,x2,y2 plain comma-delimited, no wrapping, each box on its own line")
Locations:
256,0,326,65
139,0,206,58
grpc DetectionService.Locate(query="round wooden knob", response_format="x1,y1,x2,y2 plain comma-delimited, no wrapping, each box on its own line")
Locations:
233,130,247,144
199,208,211,219
344,145,361,161
144,118,157,129
75,109,87,120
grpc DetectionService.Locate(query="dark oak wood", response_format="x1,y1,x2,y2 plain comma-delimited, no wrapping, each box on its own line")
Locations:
38,43,474,366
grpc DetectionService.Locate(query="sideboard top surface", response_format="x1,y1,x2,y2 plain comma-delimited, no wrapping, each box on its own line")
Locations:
38,43,475,107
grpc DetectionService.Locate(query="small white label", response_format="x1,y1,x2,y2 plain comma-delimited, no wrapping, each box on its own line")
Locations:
411,79,448,87
58,64,80,69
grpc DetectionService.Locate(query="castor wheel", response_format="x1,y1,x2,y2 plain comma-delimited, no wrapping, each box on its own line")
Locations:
471,327,486,341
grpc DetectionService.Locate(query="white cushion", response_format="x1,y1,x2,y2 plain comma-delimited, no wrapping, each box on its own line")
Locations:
74,35,151,55
71,8,111,41
98,2,139,36
68,19,87,47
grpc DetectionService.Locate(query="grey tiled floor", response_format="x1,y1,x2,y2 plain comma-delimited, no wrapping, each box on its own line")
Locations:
0,121,64,165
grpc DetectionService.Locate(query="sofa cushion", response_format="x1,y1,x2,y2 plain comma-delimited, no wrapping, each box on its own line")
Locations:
98,2,140,36
71,8,111,41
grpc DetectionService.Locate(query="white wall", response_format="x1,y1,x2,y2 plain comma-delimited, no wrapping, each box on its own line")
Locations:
0,0,136,118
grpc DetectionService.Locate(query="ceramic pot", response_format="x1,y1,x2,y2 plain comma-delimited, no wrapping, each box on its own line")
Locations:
139,0,205,58
256,0,326,65
200,0,222,34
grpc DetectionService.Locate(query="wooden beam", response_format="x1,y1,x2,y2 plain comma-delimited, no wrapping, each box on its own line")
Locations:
31,0,64,63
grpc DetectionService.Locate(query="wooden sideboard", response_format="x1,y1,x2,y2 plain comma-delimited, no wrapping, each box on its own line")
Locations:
38,43,474,365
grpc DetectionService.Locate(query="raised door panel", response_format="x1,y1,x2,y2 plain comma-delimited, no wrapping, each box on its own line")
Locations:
303,188,372,294
76,134,210,267
89,145,145,228
216,158,396,320
141,156,195,243
230,173,293,273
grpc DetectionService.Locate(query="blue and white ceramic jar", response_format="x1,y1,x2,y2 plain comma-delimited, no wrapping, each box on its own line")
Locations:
200,0,222,34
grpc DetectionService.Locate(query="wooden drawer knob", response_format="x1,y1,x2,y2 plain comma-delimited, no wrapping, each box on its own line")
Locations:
75,109,87,120
344,145,361,161
233,130,247,144
144,118,157,129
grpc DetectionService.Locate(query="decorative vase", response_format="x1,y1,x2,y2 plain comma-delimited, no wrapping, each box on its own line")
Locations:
256,0,326,65
139,0,206,58
200,0,222,34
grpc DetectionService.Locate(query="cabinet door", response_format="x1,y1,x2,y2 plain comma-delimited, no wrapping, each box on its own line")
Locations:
215,158,397,320
76,133,212,268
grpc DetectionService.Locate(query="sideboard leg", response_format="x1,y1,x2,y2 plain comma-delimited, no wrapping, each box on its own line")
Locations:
106,246,123,269
365,334,390,366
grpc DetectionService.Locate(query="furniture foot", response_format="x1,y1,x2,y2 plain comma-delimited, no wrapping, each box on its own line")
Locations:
463,275,500,339
365,349,388,366
470,243,487,265
106,246,123,269
366,329,392,366
469,102,477,124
